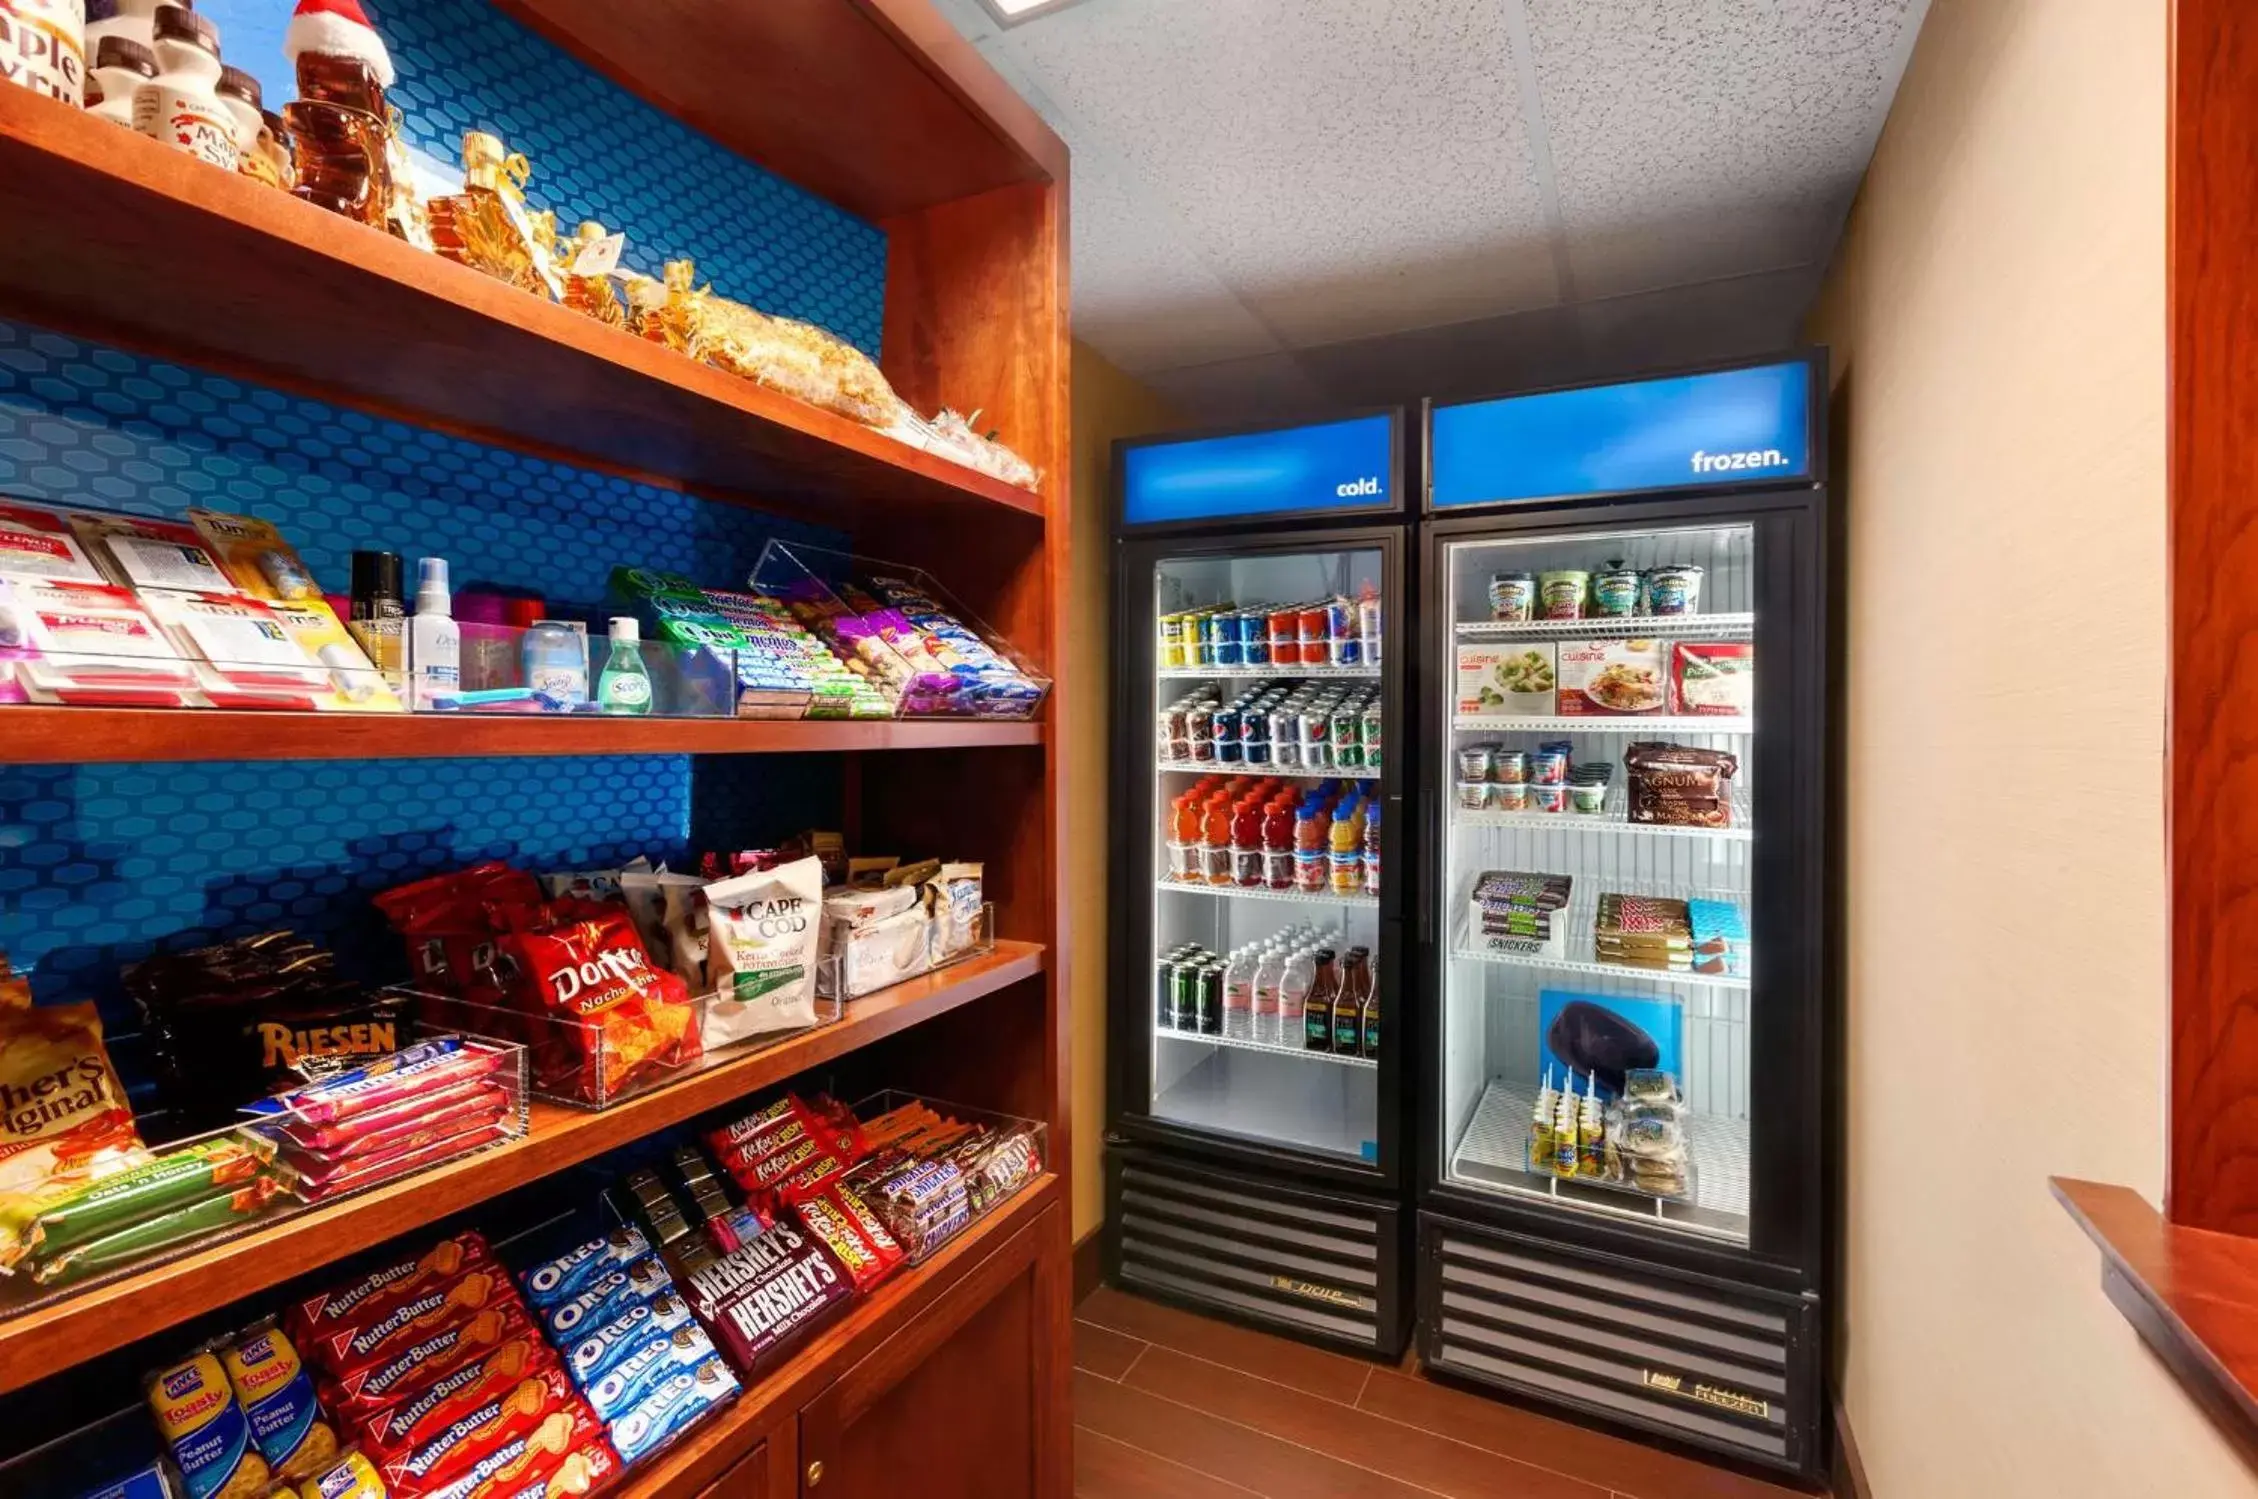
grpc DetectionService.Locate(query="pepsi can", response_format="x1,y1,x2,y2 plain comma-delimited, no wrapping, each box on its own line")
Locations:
1212,706,1242,762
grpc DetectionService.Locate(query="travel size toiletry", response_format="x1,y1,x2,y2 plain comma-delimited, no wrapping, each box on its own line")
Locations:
523,619,587,707
597,616,651,716
409,556,460,710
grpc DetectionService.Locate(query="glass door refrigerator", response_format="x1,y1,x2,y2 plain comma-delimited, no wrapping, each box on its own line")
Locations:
1105,411,1415,1358
1415,357,1834,1483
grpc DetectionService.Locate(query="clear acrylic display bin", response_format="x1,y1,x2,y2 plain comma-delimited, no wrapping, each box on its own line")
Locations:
406,978,843,1111
848,1091,1048,1265
818,901,995,1001
0,1036,527,1325
750,541,1050,720
373,616,742,718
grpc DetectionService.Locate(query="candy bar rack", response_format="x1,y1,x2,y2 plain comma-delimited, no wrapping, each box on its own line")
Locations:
847,1092,1050,1266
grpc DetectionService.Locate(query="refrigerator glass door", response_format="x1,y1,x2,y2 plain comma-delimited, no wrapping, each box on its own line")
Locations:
1436,523,1755,1245
1149,545,1386,1165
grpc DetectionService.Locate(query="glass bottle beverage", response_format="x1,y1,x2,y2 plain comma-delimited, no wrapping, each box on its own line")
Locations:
1231,796,1264,888
1278,946,1315,1044
1339,946,1376,1058
1202,795,1233,886
1304,949,1339,1051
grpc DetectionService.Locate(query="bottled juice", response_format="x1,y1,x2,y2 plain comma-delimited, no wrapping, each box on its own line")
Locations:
1334,946,1369,1054
1231,796,1264,888
1262,795,1295,890
1293,797,1330,893
1202,795,1233,885
1329,795,1365,894
1304,949,1339,1051
1363,801,1382,896
1170,794,1202,882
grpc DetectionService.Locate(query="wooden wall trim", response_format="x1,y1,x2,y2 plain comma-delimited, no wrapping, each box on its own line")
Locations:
2168,0,2258,1232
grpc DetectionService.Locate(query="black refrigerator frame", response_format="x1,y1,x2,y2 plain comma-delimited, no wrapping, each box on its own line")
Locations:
1101,410,1420,1359
1410,353,1836,1483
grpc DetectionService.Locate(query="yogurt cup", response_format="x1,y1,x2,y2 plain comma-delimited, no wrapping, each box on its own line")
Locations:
1569,780,1607,814
1491,749,1529,785
1530,750,1570,785
1490,781,1530,813
1529,783,1569,814
1457,780,1490,811
1456,745,1492,781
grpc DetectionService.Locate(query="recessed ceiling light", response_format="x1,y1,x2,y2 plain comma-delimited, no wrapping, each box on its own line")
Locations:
976,0,1093,26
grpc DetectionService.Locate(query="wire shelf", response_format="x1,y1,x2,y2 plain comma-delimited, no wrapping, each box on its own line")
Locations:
1449,1078,1749,1244
1454,613,1754,642
1454,714,1750,735
1155,759,1376,781
1448,880,1749,991
1153,1024,1378,1070
1451,785,1751,842
1158,877,1378,908
1156,663,1382,681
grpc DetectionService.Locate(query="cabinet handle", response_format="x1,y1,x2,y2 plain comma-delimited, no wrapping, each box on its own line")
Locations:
806,1459,825,1489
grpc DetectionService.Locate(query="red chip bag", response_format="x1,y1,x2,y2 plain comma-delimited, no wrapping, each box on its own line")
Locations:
502,910,700,1102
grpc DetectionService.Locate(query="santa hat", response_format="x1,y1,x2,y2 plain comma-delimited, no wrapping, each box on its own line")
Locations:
284,0,395,88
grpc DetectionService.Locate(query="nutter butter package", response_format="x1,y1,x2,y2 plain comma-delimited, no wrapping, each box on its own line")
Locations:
360,1334,558,1456
311,1266,513,1374
321,1301,534,1417
289,1232,492,1341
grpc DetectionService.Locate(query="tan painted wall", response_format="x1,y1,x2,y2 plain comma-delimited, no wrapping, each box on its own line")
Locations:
1809,1,2255,1492
1067,341,1181,1240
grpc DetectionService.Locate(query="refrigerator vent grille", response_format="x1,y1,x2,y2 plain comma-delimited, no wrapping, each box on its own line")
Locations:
1424,1216,1811,1470
1111,1152,1399,1356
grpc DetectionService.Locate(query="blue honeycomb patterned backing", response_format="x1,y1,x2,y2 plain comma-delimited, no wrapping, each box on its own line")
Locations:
0,315,840,1023
197,0,886,352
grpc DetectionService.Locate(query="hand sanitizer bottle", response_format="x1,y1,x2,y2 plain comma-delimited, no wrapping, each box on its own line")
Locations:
409,556,460,710
597,616,652,715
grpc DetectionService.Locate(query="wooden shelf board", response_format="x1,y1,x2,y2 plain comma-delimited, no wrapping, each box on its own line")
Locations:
0,707,1045,763
493,0,1066,222
622,1175,1059,1499
0,943,1046,1394
0,92,1047,530
2053,1177,2258,1459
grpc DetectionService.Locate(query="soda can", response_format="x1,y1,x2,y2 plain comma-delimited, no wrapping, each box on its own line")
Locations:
1240,609,1271,667
1326,596,1360,667
1157,707,1178,760
1241,709,1270,765
1212,707,1242,763
1358,595,1384,665
1210,611,1243,668
1269,708,1300,768
1157,614,1187,670
1192,610,1218,667
1187,705,1215,762
1297,604,1330,662
1298,708,1330,769
1331,706,1363,769
1268,608,1301,667
1361,703,1384,773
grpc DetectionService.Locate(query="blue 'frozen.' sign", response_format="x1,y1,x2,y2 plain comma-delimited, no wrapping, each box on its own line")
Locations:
1120,413,1396,527
1430,360,1813,509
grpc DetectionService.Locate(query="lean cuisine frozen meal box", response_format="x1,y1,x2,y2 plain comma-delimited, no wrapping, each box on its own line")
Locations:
1455,643,1555,716
1556,638,1666,717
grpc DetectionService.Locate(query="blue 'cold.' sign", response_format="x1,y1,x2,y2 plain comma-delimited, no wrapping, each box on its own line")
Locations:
1120,413,1397,527
1429,360,1814,509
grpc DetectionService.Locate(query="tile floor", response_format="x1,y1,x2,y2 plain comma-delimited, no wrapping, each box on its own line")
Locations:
1071,1287,1819,1499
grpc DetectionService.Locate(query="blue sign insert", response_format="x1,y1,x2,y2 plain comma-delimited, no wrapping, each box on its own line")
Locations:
1121,413,1396,527
1431,361,1813,509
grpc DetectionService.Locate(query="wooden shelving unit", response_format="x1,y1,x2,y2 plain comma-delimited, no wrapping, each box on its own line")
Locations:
3,708,1044,763
0,2,1073,1493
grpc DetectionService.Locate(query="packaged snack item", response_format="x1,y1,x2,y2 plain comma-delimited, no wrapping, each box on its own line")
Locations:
220,1322,339,1481
146,1350,271,1499
0,499,106,580
562,1292,694,1390
1624,742,1740,828
679,1224,850,1374
502,909,700,1101
1455,643,1554,714
72,513,238,594
275,1083,511,1169
372,1365,579,1491
656,875,711,993
415,1413,614,1499
710,1095,861,1178
5,576,201,703
0,975,145,1201
30,1173,285,1286
323,1302,536,1417
124,934,413,1129
247,1038,504,1129
1688,899,1751,978
1671,640,1753,716
290,1123,514,1203
361,1336,558,1455
702,856,823,1046
704,1095,800,1157
290,1233,492,1340
313,1267,514,1375
792,1191,898,1293
23,1136,271,1261
538,1255,673,1342
607,1355,736,1466
1594,894,1694,973
72,1462,182,1499
1557,638,1667,716
293,1448,386,1499
372,863,543,1001
582,1320,718,1422
521,1226,651,1309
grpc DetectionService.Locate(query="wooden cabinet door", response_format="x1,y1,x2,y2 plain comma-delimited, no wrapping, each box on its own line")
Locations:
796,1203,1069,1499
695,1437,798,1499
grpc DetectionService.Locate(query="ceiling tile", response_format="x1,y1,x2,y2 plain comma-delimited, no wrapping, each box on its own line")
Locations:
1527,0,1924,298
1000,0,1559,349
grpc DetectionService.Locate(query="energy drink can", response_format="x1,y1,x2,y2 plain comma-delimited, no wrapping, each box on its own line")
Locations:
1357,595,1383,665
1156,955,1177,1027
1172,963,1200,1030
1196,964,1224,1035
1327,597,1360,667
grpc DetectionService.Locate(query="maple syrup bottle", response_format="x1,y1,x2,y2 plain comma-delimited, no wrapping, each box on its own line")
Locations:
281,0,394,226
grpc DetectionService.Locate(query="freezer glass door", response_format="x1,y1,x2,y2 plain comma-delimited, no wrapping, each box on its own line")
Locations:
1149,545,1386,1164
1437,525,1754,1245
